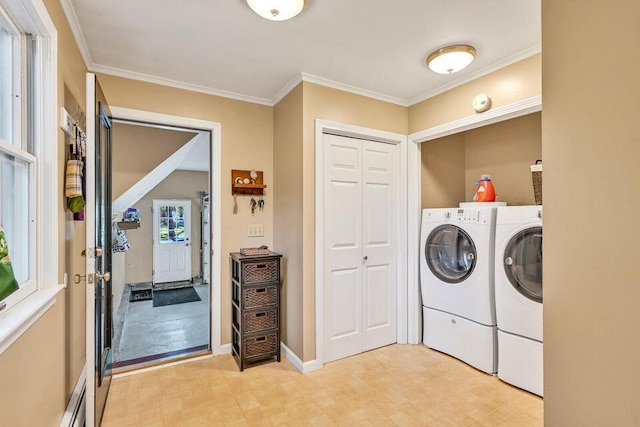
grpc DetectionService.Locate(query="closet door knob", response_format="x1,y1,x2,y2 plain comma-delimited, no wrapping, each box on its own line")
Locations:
363,256,368,261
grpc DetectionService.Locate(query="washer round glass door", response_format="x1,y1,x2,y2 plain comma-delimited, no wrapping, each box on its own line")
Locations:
425,225,477,284
504,226,543,303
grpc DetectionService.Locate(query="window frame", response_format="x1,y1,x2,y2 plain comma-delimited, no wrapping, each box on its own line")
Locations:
0,0,60,356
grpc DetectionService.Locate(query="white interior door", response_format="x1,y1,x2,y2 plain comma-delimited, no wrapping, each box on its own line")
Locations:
323,133,397,363
153,199,192,284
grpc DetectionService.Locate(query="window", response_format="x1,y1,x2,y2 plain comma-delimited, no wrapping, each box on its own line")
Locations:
0,0,58,353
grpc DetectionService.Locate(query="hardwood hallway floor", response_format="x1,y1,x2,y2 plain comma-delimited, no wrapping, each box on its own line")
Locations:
102,344,543,426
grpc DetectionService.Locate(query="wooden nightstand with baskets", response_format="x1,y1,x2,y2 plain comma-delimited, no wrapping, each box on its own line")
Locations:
230,251,282,371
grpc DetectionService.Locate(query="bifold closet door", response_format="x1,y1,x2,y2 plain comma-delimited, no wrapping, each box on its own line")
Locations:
323,133,397,363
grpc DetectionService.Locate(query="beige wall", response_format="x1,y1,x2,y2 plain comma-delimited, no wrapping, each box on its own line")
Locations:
421,133,466,208
0,0,89,424
112,122,196,199
422,113,541,208
97,74,274,345
542,1,640,425
123,170,208,285
465,112,541,204
273,84,304,356
300,82,409,360
409,54,541,133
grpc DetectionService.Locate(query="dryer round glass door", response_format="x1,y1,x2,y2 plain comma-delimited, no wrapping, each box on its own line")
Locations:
425,225,477,284
504,226,543,303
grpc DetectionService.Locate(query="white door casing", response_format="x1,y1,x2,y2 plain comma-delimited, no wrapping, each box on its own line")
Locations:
153,199,192,284
323,133,398,363
108,107,224,357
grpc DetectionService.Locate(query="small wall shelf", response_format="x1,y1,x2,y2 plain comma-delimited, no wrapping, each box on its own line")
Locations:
117,219,140,230
232,169,266,196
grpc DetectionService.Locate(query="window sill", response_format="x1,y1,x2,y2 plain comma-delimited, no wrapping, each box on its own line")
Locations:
0,284,65,355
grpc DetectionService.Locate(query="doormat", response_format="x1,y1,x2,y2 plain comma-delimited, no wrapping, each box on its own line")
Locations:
153,287,202,307
129,282,153,302
153,280,192,291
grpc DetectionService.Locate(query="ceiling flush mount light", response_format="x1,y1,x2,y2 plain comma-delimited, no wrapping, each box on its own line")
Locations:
427,45,476,74
247,0,306,21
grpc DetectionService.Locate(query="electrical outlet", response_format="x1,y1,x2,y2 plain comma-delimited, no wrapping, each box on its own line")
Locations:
247,224,264,237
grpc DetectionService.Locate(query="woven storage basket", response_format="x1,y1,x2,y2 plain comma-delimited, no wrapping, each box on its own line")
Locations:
243,285,278,309
531,160,542,205
244,309,278,334
244,333,278,359
243,259,279,285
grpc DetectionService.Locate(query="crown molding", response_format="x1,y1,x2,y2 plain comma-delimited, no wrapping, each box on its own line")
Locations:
271,74,303,105
301,73,409,107
408,43,541,106
90,63,273,106
59,0,92,68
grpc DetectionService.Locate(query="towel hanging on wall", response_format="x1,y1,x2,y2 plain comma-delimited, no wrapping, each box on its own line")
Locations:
65,159,84,198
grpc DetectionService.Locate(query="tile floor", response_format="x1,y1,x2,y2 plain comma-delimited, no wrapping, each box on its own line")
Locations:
114,284,210,364
102,344,543,426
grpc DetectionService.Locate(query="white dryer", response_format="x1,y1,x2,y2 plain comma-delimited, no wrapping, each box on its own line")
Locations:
420,206,499,374
494,205,543,396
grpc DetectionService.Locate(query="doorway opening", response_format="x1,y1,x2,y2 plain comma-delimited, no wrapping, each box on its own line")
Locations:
110,119,213,370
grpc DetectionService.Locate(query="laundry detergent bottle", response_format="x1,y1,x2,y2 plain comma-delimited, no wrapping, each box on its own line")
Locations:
473,174,496,202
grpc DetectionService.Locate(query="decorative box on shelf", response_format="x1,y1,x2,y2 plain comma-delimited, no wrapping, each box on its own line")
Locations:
240,247,271,256
230,251,282,371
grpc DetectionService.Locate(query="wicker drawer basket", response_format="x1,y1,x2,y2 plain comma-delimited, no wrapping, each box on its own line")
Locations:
244,332,279,359
242,259,279,284
244,308,278,334
243,284,278,309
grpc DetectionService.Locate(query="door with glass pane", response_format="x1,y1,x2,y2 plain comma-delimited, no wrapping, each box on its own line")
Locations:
153,199,192,283
85,73,113,427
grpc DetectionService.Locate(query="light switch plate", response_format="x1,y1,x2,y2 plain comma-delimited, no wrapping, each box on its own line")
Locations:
248,224,264,237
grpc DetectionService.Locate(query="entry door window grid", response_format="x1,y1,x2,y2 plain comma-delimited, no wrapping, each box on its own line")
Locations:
159,205,186,243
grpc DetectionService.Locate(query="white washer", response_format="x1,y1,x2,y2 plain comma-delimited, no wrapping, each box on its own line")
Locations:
494,205,543,396
420,206,499,374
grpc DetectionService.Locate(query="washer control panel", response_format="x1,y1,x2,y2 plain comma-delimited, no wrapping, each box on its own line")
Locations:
454,209,491,224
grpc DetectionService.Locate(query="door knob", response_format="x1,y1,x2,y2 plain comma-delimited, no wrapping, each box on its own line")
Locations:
363,256,368,261
96,272,111,282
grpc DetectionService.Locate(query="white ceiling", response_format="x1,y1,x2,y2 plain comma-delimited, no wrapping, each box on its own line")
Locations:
64,0,541,106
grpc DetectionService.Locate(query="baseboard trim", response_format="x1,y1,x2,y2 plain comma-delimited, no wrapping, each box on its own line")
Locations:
59,365,86,427
281,342,322,374
216,343,232,355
